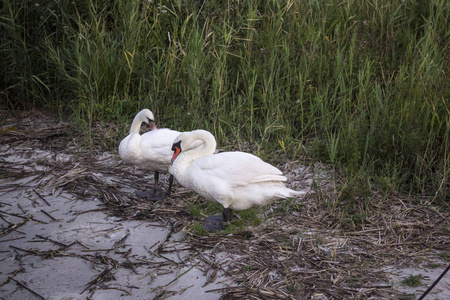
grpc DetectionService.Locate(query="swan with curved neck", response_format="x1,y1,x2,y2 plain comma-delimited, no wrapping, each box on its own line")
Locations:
119,109,181,195
171,130,305,225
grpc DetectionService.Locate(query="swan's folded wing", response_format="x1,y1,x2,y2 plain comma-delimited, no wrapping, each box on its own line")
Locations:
141,129,181,149
192,152,287,187
140,129,181,162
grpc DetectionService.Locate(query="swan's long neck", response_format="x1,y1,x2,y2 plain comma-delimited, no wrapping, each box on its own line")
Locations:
181,131,216,163
129,112,145,134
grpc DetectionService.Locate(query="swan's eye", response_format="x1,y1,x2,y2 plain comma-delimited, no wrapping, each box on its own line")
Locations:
172,140,181,151
147,117,154,123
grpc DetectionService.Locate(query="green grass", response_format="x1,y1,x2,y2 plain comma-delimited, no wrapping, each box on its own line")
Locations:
401,274,423,288
189,199,223,218
1,0,449,207
189,222,208,236
439,251,450,262
237,207,262,226
188,199,263,233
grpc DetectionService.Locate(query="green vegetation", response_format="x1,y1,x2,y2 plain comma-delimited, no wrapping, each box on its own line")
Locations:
428,263,440,269
189,198,223,218
439,251,449,262
237,207,262,226
190,222,208,236
188,199,262,233
401,274,423,287
1,0,448,203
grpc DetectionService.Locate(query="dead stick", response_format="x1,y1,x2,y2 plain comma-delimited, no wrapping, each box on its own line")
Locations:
0,269,22,287
10,245,35,254
98,286,132,295
17,203,26,214
35,234,67,247
205,287,232,293
58,241,77,251
40,210,57,221
111,230,130,251
74,208,108,215
0,216,31,238
0,210,29,219
81,268,114,294
34,189,50,206
0,214,12,225
10,278,45,300
162,264,196,288
0,237,26,243
148,250,179,265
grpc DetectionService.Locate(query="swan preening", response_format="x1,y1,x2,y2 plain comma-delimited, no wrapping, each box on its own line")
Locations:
171,130,305,225
119,109,181,195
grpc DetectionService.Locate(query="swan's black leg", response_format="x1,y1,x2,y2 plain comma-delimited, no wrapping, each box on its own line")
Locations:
222,208,233,223
166,174,174,196
154,171,159,189
136,171,166,200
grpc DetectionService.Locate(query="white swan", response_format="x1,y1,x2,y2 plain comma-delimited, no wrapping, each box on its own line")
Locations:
171,130,305,224
119,109,181,195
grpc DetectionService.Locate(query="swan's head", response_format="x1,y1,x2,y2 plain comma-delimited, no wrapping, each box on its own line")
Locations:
171,130,215,162
133,109,157,131
140,109,155,124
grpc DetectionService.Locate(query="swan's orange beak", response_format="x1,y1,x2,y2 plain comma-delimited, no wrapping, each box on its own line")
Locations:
171,147,181,163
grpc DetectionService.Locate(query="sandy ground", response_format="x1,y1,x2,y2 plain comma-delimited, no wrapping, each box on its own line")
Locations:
0,144,229,299
1,112,449,300
0,191,226,299
387,266,450,299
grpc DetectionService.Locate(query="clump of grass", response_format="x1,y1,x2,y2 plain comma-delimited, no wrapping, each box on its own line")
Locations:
189,204,202,218
223,221,246,235
204,202,224,216
237,207,262,226
276,197,304,214
428,263,440,269
240,260,253,272
188,200,223,218
188,201,261,233
190,222,207,236
439,251,450,262
401,274,423,288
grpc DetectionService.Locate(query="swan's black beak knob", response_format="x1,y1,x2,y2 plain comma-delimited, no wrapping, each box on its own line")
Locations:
171,141,182,162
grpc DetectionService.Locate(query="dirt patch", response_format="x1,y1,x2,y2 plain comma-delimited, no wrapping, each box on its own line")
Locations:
1,110,449,299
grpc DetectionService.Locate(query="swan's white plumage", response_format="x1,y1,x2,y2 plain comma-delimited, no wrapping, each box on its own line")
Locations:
171,130,304,211
119,108,181,176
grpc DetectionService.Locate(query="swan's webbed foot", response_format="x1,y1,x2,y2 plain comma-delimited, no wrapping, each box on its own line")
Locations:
137,171,169,200
200,215,226,232
197,209,233,232
135,189,166,201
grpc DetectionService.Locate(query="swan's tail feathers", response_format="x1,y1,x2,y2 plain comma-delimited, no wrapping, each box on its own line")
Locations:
274,188,307,199
288,189,307,198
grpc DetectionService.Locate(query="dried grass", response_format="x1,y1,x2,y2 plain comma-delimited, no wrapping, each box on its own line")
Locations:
1,110,449,299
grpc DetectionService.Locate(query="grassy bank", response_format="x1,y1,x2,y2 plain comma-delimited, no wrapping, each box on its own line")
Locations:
1,0,449,203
